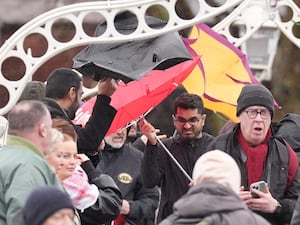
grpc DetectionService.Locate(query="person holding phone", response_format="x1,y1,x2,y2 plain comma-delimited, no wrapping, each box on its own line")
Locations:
159,150,270,225
208,84,300,225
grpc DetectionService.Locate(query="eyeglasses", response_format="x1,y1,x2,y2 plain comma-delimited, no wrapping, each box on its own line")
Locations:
244,109,271,119
172,115,201,125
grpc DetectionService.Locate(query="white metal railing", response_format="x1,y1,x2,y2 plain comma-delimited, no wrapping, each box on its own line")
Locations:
0,0,300,116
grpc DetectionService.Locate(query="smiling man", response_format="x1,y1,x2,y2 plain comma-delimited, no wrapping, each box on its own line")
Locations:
209,84,300,225
139,93,215,223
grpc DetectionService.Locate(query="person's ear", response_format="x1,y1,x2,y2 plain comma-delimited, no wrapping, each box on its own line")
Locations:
68,87,76,101
201,114,206,126
172,114,176,127
38,123,47,138
237,115,241,123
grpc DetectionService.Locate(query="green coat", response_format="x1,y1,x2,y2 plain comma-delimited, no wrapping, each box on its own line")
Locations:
0,135,62,225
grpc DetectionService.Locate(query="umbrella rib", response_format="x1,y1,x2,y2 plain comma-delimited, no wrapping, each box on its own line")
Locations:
124,107,154,130
155,136,193,182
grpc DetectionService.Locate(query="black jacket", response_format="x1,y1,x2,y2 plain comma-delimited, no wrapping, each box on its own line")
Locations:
43,94,117,154
79,160,122,225
210,124,300,225
97,144,159,225
291,193,300,225
142,132,215,223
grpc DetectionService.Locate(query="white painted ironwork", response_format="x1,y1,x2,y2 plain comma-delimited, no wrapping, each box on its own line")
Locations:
0,116,8,147
0,0,300,116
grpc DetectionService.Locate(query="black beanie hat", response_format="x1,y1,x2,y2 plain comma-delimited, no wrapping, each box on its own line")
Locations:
22,186,74,225
236,84,274,118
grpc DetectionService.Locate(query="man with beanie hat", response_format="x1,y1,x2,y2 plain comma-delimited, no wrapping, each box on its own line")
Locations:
236,84,275,119
159,150,271,225
11,186,76,225
209,84,300,225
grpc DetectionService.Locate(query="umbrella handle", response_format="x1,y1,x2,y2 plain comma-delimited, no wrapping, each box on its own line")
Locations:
155,135,193,182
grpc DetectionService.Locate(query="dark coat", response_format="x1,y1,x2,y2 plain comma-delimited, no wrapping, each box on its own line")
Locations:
209,124,300,225
43,94,117,154
79,160,122,225
142,132,215,223
291,194,300,225
159,183,271,225
97,144,159,225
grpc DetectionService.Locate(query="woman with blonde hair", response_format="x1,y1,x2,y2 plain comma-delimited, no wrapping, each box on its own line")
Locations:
48,118,122,225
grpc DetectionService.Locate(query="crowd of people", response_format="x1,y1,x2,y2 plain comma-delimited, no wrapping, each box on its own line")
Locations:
1,67,300,225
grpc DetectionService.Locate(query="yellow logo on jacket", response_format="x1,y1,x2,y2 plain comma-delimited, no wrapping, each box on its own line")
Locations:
117,173,133,184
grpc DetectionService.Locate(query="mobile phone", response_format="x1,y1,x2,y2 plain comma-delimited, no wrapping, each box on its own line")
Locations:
250,181,267,198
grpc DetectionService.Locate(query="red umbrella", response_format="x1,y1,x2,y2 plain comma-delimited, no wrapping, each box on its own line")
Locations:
73,57,199,136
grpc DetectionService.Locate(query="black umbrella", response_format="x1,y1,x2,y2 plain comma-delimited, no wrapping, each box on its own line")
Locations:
73,12,192,83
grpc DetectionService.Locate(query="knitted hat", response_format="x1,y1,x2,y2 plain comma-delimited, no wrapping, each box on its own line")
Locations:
18,81,46,102
192,150,241,194
22,186,74,225
236,84,274,118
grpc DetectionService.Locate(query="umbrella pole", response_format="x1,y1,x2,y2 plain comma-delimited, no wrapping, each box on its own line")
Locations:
155,135,193,182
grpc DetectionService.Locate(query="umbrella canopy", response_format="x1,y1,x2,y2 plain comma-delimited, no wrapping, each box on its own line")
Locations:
182,23,279,122
73,12,192,83
73,57,199,136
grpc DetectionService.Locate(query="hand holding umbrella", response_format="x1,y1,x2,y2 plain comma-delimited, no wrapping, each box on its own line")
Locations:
97,77,118,96
138,117,157,145
139,117,192,182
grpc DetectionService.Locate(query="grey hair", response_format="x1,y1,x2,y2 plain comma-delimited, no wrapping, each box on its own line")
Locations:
8,100,49,134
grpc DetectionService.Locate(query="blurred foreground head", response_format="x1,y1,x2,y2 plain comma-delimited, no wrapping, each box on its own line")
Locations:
192,150,241,194
21,186,75,225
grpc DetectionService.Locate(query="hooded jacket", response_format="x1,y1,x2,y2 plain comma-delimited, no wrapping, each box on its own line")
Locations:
43,94,117,154
159,183,271,225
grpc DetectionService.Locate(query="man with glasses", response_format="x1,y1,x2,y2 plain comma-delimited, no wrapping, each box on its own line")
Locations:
139,93,215,223
210,84,300,225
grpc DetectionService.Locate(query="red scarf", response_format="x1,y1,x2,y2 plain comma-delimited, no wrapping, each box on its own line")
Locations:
238,129,271,189
113,214,126,225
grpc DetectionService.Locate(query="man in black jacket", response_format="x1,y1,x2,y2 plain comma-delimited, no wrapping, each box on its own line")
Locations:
139,93,215,223
44,68,121,224
97,128,159,225
43,68,117,155
209,84,300,225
